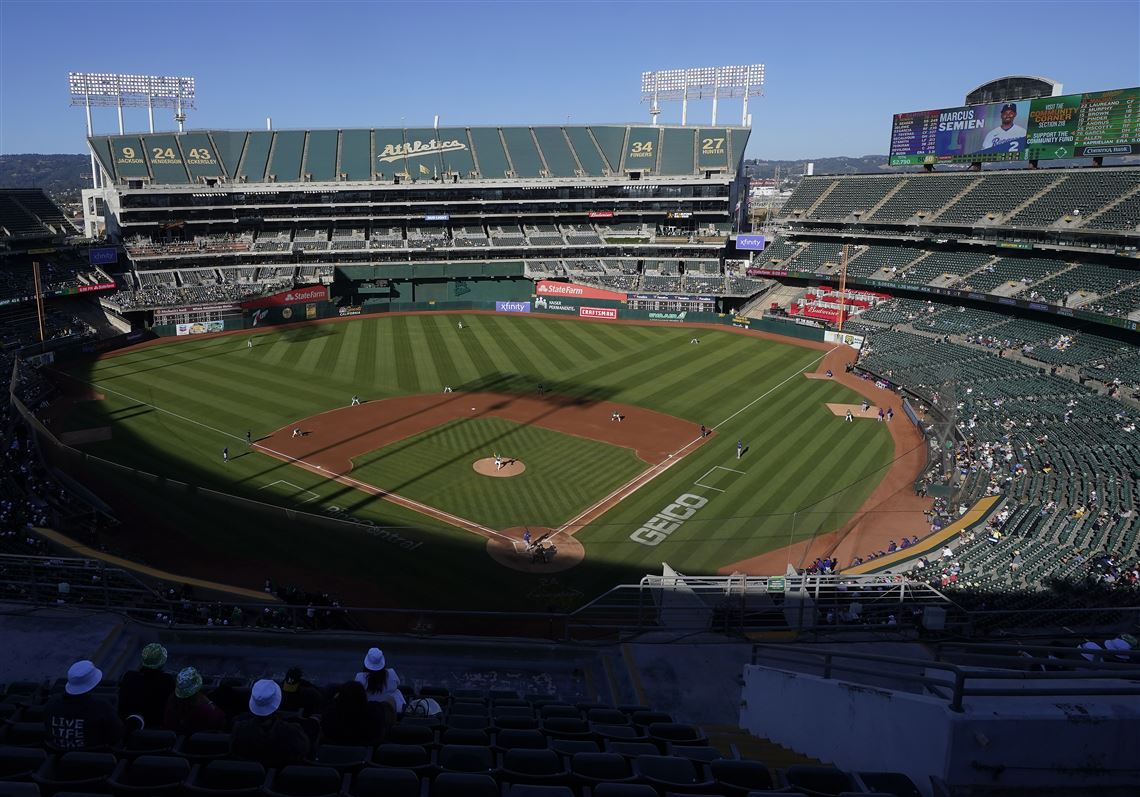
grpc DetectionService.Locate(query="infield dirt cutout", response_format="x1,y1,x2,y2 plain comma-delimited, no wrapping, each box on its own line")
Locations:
257,391,706,572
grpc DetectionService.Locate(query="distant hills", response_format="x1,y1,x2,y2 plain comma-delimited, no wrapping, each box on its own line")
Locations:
744,155,917,179
0,154,90,202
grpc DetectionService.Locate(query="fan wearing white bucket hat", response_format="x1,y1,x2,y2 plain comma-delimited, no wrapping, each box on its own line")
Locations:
354,647,407,714
43,660,124,750
230,679,313,767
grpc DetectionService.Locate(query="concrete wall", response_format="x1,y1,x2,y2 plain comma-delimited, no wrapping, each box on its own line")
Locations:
741,664,1140,796
742,665,949,795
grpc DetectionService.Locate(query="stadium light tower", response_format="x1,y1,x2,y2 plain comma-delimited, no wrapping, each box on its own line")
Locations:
68,72,196,187
640,64,764,126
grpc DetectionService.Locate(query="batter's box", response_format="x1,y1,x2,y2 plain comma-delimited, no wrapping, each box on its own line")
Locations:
259,479,320,505
694,465,745,493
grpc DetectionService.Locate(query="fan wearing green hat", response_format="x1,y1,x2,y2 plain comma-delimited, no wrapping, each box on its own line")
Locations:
117,642,175,729
162,667,226,734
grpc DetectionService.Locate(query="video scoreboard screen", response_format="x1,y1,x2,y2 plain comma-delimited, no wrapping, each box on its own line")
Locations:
889,87,1140,165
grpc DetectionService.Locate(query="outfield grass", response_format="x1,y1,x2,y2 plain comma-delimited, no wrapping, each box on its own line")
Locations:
350,417,645,529
59,314,895,606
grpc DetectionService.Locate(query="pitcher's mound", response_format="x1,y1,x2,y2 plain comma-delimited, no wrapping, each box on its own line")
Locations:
474,457,526,477
487,527,585,572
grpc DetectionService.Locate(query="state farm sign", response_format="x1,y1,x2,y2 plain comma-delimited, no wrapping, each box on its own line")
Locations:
536,280,626,302
242,285,329,309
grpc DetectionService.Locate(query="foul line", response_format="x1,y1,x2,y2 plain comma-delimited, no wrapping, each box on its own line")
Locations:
554,347,836,538
59,371,512,543
78,377,244,443
60,346,837,548
251,442,514,543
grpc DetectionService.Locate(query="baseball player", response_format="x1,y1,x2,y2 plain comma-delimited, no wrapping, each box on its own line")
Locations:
351,395,361,406
247,338,253,350
887,407,895,422
523,528,532,548
457,321,464,331
861,398,870,414
246,430,252,446
293,427,301,438
690,337,700,344
494,452,502,471
846,410,854,423
737,440,744,460
222,447,229,463
878,407,885,422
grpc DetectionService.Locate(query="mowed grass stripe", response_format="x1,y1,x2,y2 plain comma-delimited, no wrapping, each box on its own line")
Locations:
559,333,708,401
533,317,606,362
676,347,818,418
421,315,463,386
464,318,530,380
390,316,423,393
145,355,344,428
479,316,541,380
619,339,799,415
314,321,344,376
516,317,576,372
74,315,895,603
293,332,333,377
350,417,644,528
455,321,499,384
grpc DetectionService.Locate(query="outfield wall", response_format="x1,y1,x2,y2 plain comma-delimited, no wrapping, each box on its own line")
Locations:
148,293,829,343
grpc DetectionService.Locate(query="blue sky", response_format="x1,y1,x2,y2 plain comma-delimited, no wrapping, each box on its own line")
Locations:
1,0,1137,159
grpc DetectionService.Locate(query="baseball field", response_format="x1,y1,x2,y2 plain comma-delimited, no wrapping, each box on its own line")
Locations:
54,313,897,609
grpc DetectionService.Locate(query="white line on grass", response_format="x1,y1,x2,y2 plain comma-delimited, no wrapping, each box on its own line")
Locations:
554,346,837,539
63,372,515,542
259,480,320,504
86,379,243,442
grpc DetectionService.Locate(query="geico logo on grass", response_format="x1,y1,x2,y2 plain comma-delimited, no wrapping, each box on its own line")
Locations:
630,493,708,546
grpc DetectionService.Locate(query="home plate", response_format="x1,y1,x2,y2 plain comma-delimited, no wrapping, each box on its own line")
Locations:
826,402,881,418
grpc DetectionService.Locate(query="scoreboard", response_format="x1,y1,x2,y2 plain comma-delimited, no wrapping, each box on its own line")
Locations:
889,87,1140,165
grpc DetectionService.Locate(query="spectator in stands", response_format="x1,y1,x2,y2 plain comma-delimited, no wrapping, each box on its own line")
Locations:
44,660,124,750
118,642,175,729
355,647,406,714
279,667,323,716
320,680,392,745
162,667,225,734
231,679,312,767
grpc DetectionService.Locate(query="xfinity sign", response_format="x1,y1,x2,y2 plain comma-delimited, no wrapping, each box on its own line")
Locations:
496,301,531,313
736,234,766,251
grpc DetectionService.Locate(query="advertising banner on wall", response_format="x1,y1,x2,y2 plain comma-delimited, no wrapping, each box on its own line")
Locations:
579,306,618,320
176,320,225,336
735,234,766,251
88,247,119,265
241,285,329,309
532,296,579,314
536,280,627,302
495,301,532,313
823,330,865,350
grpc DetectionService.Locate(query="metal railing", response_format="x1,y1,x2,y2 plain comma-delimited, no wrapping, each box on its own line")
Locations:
750,642,1140,712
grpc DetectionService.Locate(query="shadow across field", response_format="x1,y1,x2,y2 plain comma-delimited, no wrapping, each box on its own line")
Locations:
242,375,627,508
40,402,650,611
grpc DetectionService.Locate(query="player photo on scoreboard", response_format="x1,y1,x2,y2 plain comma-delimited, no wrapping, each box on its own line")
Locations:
934,99,1030,160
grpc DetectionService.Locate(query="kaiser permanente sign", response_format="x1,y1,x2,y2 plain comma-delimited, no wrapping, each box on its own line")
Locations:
535,280,627,302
